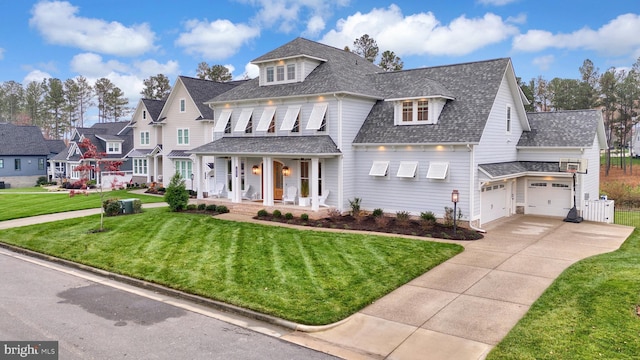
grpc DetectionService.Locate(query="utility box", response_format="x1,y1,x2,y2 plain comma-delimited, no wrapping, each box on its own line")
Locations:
120,198,137,214
583,200,614,224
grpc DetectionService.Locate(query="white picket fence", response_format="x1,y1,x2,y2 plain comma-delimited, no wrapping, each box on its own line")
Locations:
583,200,615,224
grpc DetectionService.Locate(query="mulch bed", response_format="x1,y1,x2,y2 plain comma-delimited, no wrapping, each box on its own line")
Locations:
254,214,483,241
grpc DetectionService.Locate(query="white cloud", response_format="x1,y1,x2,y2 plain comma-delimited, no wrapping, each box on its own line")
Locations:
513,13,640,57
70,53,129,78
23,70,52,84
239,0,346,34
175,19,260,60
321,5,518,57
132,59,180,78
305,15,326,36
478,0,518,5
242,63,260,79
29,1,156,57
507,13,527,25
532,55,555,71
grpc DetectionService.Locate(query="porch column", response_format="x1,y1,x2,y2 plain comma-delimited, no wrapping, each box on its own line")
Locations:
231,156,242,203
195,154,203,199
263,157,274,206
146,156,151,183
153,155,158,183
311,157,320,211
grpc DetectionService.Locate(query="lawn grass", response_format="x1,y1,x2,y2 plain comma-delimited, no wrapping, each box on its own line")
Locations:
0,208,463,325
0,189,165,221
488,229,640,359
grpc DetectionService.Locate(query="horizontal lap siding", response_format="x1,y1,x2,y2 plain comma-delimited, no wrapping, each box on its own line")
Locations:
353,148,470,219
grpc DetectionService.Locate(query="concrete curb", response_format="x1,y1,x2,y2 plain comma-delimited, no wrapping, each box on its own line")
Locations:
0,241,349,333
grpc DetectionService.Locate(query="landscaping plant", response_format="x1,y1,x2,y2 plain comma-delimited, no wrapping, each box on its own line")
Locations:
164,173,189,211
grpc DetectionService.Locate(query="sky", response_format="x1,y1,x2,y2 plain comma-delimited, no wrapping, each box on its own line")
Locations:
1,0,639,110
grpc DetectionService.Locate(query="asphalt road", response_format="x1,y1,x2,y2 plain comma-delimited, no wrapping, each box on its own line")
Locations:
0,249,338,360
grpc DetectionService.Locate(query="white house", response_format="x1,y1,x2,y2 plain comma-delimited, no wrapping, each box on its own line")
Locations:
182,38,605,227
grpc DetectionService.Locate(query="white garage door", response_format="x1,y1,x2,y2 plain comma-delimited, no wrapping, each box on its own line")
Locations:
527,180,572,217
481,183,507,224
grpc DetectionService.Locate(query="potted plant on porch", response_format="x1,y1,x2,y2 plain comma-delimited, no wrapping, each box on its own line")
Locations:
299,180,310,206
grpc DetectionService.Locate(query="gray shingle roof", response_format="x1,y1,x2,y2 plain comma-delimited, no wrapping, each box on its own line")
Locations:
72,122,132,160
518,110,602,148
167,150,190,157
142,99,165,121
179,76,247,119
188,136,341,156
208,38,384,103
354,58,511,144
0,123,50,156
479,161,561,178
46,139,66,155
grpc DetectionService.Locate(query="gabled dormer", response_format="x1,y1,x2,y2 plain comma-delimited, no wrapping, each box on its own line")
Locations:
388,96,451,125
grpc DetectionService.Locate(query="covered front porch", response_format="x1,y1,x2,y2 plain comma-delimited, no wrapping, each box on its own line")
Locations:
194,196,333,219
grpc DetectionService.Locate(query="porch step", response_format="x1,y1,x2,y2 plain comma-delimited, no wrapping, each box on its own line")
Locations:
195,198,331,220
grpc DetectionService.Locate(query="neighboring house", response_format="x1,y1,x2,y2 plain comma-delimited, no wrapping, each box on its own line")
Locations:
50,122,133,188
185,37,605,226
0,123,53,188
125,76,246,188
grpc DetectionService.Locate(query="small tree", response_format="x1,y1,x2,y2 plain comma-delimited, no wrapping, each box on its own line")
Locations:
75,138,124,231
165,172,189,211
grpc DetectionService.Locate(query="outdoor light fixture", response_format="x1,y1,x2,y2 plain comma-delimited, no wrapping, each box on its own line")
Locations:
252,165,260,175
451,189,459,235
282,166,291,177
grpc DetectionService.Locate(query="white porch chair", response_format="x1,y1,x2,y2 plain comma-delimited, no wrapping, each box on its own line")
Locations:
314,189,331,207
242,185,255,200
282,186,297,204
211,182,225,198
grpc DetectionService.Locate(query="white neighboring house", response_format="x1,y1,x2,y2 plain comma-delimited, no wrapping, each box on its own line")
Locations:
183,38,603,226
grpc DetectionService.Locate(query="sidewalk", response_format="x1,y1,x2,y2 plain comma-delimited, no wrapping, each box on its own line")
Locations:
0,209,634,359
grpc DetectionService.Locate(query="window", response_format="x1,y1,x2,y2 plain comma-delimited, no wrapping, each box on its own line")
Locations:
107,142,121,154
300,160,309,196
369,161,389,177
306,103,328,130
0,159,3,168
426,162,449,180
143,110,146,120
177,128,189,145
256,107,277,132
140,131,150,145
397,161,418,178
227,159,233,192
402,101,413,122
280,105,301,131
175,160,192,179
287,64,296,80
417,100,429,121
234,108,253,133
245,116,253,133
292,114,300,133
266,67,274,82
70,165,80,179
506,105,512,133
224,120,232,133
214,109,232,133
267,116,276,133
179,99,186,112
38,158,45,170
14,159,21,171
133,158,148,175
276,66,285,81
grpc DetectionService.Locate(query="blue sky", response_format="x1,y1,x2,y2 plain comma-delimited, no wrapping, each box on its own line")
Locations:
1,0,639,107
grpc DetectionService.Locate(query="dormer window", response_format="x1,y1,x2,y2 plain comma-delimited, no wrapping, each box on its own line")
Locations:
401,100,430,124
277,66,284,81
264,62,297,85
393,97,447,125
107,142,121,154
287,64,295,80
266,67,274,82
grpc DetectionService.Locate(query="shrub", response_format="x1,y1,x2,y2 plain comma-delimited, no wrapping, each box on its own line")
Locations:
257,209,269,217
36,176,48,186
443,206,454,226
272,209,282,218
205,204,217,212
396,210,411,226
197,203,207,211
420,211,437,229
374,215,390,228
186,204,197,211
372,208,384,217
284,212,294,220
132,199,142,214
103,199,121,217
215,205,229,214
164,173,189,212
348,197,362,216
300,213,309,221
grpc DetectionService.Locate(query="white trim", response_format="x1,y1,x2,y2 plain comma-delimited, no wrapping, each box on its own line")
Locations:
234,108,253,132
280,105,301,131
369,161,389,177
396,161,418,178
426,162,449,179
306,103,328,130
214,109,233,133
256,107,277,132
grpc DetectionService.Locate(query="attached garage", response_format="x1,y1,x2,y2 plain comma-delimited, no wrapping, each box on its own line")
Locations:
526,179,572,217
481,183,508,224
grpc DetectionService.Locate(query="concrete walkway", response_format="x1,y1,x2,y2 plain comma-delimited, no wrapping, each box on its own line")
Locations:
0,208,634,359
277,216,634,359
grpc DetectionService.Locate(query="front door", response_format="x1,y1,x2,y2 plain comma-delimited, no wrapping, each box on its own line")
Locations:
273,161,284,200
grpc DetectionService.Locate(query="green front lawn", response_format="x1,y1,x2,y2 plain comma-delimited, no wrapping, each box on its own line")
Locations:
0,189,165,221
0,208,463,325
488,229,640,359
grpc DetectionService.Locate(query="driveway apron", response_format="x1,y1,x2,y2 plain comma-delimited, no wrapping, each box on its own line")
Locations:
283,215,634,360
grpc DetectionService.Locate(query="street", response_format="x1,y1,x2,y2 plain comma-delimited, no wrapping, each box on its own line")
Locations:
0,249,338,360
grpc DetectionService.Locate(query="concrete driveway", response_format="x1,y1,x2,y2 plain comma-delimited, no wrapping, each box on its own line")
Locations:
283,215,634,360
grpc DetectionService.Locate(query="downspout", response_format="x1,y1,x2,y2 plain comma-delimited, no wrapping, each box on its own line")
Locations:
334,93,344,212
467,143,486,233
